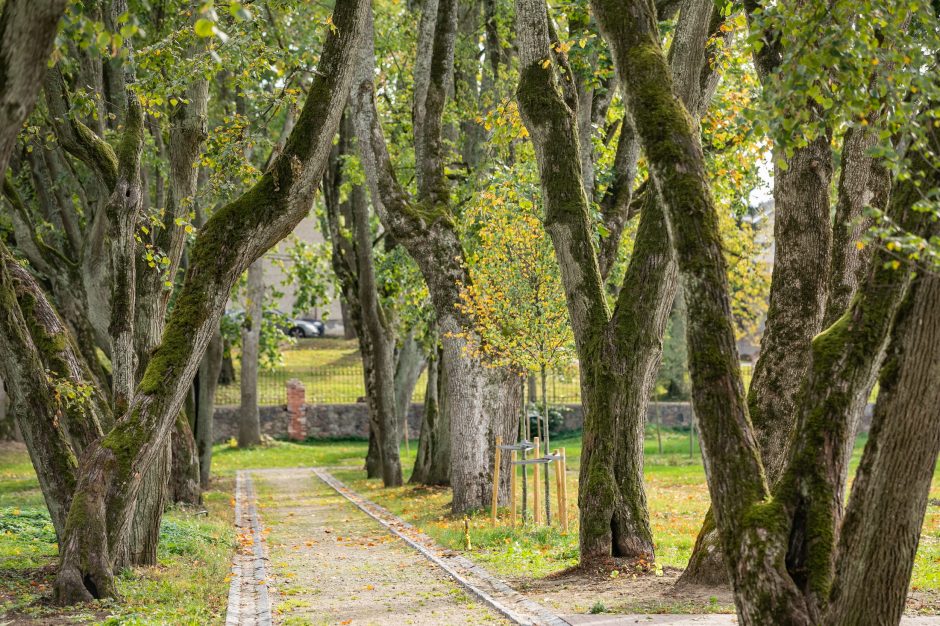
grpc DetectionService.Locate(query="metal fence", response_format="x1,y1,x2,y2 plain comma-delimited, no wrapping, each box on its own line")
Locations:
214,351,754,408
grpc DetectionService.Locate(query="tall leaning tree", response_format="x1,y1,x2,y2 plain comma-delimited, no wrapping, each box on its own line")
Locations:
353,0,519,512
587,0,940,622
0,0,368,603
516,0,728,562
680,0,905,585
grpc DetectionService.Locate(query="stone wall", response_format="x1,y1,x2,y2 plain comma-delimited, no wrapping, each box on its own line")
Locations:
213,400,875,443
212,402,425,443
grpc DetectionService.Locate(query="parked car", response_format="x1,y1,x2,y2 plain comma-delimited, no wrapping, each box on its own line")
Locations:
285,318,324,338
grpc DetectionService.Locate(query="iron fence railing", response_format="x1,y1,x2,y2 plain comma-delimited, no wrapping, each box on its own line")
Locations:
214,353,754,408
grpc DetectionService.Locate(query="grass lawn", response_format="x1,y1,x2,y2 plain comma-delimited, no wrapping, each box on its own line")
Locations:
2,428,937,622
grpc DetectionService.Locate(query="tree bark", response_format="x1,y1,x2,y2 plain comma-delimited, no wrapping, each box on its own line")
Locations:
412,344,450,485
827,274,940,625
238,260,264,448
822,126,890,327
169,409,201,505
353,3,511,511
0,0,68,176
196,327,223,488
51,0,367,601
394,330,426,445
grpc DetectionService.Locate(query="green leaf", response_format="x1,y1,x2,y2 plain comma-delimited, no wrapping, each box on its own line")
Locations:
194,18,214,38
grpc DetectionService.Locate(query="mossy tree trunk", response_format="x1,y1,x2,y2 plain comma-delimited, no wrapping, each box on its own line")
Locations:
593,0,940,622
827,274,940,624
353,2,515,512
590,0,808,619
515,0,722,565
49,0,367,602
0,247,108,541
681,9,893,588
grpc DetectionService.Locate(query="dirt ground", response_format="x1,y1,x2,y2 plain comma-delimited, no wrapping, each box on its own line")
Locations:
251,468,508,625
510,560,735,616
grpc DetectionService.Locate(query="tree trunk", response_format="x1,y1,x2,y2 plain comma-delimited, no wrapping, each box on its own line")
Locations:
195,326,223,488
394,330,427,446
238,259,264,448
114,439,169,568
353,3,507,512
0,378,11,441
824,132,875,327
0,0,68,177
681,133,836,587
827,274,940,625
170,408,201,505
412,344,450,485
352,178,402,487
441,316,500,511
485,367,522,506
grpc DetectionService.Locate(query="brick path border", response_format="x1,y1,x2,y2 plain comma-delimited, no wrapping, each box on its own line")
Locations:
225,471,273,626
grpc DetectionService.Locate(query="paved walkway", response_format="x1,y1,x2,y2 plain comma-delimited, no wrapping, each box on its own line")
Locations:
235,468,509,625
224,468,940,626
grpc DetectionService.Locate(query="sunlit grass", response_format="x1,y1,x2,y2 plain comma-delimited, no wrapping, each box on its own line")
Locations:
0,449,233,624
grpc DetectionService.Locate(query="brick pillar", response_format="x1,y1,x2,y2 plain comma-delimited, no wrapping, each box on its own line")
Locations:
286,379,307,441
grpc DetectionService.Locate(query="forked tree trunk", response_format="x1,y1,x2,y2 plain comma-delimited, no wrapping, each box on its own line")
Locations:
517,0,725,563
353,3,513,511
0,248,107,541
238,259,264,448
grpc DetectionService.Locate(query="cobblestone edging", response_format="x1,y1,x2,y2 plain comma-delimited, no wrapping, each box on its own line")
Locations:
225,471,273,626
313,468,571,626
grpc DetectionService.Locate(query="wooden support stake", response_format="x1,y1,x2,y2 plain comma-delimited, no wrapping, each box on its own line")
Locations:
560,447,569,533
491,436,502,525
533,437,542,525
553,449,564,530
510,450,517,526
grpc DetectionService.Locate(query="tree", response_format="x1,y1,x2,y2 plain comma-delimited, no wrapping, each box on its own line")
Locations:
238,259,263,448
455,162,575,520
0,0,367,603
587,0,940,621
353,0,520,512
679,0,921,586
324,111,428,487
515,0,728,563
